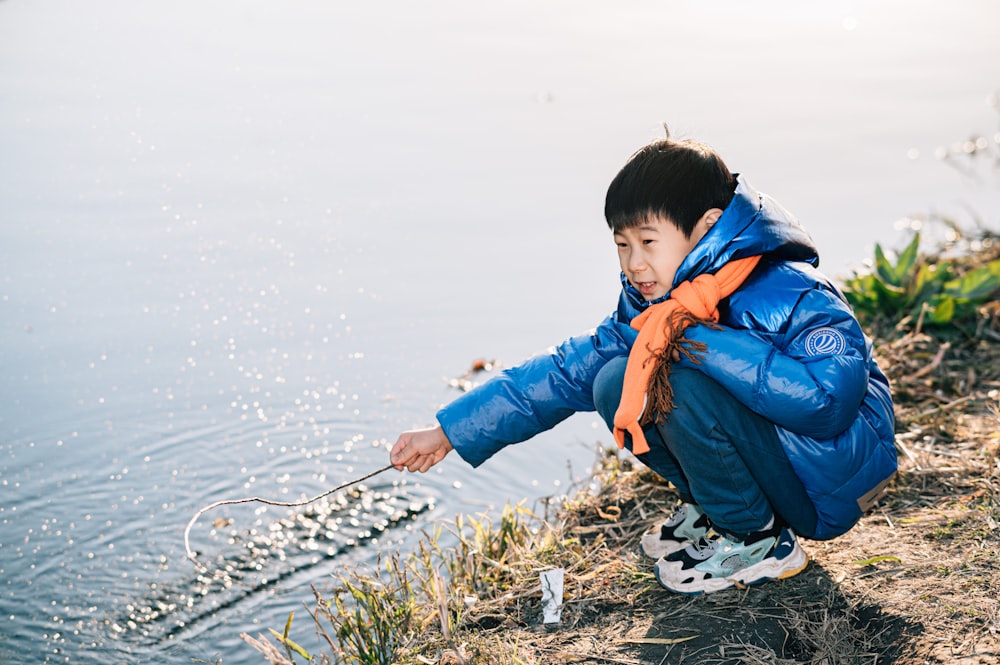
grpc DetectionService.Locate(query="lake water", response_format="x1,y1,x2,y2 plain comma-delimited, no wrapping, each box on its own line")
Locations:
1,1,998,662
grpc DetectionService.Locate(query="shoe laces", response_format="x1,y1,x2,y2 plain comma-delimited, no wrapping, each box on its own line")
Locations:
666,503,689,527
689,529,723,555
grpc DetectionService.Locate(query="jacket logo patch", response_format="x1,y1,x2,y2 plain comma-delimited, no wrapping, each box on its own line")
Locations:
804,327,847,356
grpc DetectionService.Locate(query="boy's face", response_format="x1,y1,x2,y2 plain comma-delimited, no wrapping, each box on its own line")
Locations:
614,212,717,301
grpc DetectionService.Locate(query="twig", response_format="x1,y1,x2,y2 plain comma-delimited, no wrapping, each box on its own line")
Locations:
912,394,978,422
909,341,949,379
894,435,921,470
536,646,641,665
184,464,395,573
240,633,295,665
912,444,966,459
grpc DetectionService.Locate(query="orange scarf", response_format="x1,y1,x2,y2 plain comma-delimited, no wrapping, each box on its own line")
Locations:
613,255,762,454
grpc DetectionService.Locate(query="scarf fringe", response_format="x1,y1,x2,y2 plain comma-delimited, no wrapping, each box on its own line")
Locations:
640,312,720,426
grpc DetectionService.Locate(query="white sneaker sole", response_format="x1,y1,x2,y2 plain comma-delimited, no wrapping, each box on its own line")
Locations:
654,540,810,595
640,532,691,559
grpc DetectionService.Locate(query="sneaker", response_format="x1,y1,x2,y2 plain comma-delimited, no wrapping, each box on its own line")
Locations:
640,503,711,559
653,524,809,595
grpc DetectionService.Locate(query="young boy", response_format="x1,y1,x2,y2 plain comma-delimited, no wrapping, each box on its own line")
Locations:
390,136,897,595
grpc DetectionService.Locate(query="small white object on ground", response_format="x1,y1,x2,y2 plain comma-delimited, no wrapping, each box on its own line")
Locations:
539,568,564,624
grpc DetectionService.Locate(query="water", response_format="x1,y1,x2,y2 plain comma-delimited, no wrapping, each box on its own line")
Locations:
1,1,998,662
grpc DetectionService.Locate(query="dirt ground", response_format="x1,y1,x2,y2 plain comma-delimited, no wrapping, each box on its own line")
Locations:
526,416,1000,665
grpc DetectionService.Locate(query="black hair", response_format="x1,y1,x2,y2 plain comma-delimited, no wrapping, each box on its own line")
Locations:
604,136,736,237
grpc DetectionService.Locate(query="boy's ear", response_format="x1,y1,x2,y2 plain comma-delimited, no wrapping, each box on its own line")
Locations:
691,208,724,242
701,208,724,227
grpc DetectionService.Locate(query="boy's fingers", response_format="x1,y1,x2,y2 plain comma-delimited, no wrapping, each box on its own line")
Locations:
389,437,415,469
391,445,430,474
389,428,449,472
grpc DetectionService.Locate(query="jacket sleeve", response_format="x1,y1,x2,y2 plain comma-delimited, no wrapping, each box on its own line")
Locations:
679,287,870,439
437,315,635,467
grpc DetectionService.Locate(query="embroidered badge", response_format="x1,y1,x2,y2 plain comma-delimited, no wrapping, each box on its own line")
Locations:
804,327,847,356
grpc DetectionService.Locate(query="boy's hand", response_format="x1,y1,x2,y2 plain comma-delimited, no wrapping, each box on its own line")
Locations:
390,425,453,473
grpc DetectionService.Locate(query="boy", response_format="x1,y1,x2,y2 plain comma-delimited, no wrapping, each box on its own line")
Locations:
390,136,896,595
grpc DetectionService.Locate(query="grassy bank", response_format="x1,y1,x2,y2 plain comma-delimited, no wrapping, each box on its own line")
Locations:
245,226,1000,665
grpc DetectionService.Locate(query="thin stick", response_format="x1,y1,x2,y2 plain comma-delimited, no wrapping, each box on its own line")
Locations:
184,464,395,572
908,340,949,379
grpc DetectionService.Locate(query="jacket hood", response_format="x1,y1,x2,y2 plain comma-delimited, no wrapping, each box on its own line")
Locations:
620,175,819,308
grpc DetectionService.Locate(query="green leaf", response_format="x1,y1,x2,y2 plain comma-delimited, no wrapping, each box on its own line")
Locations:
269,628,312,660
873,243,898,286
928,295,956,324
852,555,902,567
871,277,905,315
911,263,942,307
943,261,1000,301
842,274,871,304
873,233,920,287
871,277,905,298
894,233,921,281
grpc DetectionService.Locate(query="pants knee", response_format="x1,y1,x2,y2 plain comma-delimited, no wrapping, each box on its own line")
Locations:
593,356,628,430
665,367,717,407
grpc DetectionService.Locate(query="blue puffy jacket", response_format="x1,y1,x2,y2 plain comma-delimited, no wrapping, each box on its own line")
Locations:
437,176,897,540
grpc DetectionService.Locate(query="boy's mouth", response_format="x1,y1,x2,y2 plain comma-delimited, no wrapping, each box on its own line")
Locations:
635,281,658,296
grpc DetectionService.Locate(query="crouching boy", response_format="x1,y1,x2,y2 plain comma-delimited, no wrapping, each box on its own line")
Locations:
390,135,896,595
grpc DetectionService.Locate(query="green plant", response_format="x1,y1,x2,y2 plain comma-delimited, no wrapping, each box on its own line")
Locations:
842,231,1000,333
313,554,417,665
271,612,312,662
252,503,556,665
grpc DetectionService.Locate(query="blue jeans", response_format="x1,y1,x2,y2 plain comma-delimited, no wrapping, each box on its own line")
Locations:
593,357,818,539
